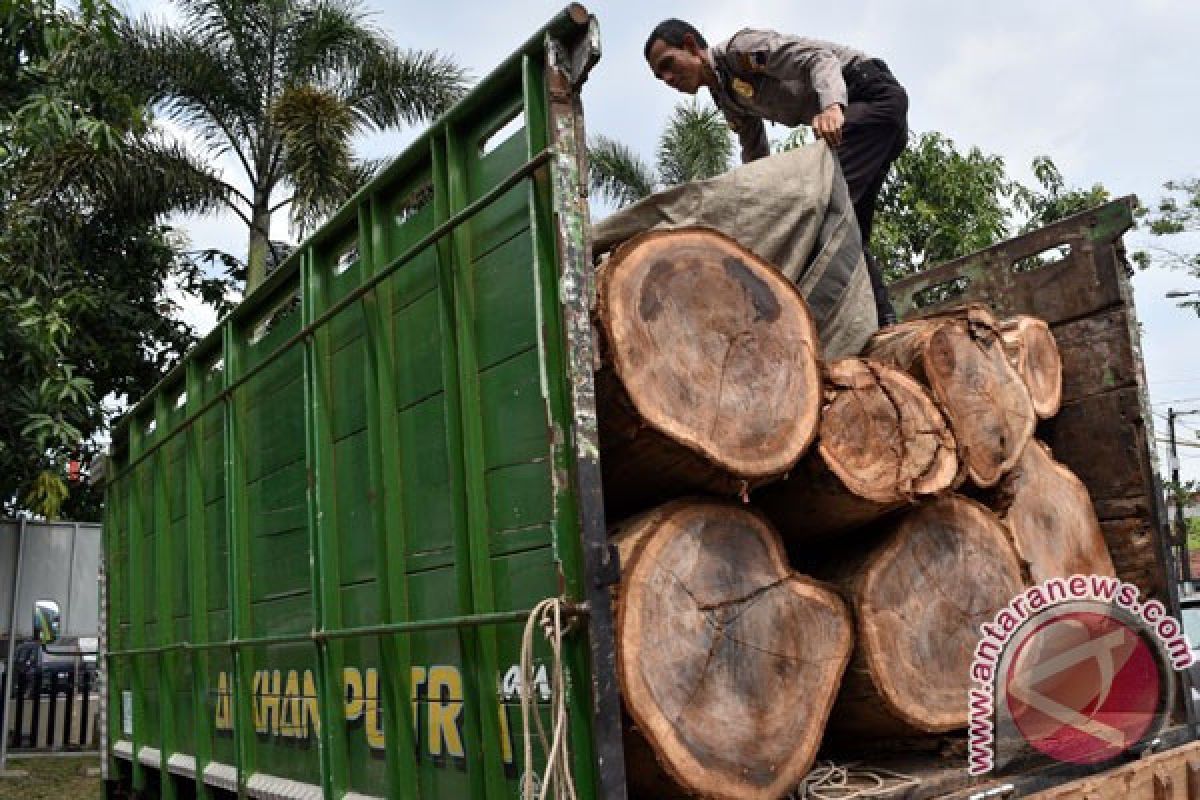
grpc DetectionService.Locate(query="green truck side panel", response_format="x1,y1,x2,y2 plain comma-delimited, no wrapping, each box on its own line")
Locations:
104,8,610,798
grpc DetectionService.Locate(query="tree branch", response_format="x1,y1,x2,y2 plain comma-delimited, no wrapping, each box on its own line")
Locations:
268,193,295,214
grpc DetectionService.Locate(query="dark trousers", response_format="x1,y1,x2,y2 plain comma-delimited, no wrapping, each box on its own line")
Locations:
836,65,908,325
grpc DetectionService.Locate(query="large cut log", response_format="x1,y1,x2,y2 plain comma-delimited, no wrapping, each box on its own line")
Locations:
863,305,1036,488
614,499,853,800
756,358,960,541
817,495,1024,739
596,228,822,517
999,315,1063,419
985,440,1116,583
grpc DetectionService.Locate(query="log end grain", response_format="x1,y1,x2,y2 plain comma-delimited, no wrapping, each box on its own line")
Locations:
598,228,822,483
829,495,1025,736
867,305,1036,489
1000,316,1063,419
991,440,1116,584
819,358,960,502
614,499,853,799
756,358,960,542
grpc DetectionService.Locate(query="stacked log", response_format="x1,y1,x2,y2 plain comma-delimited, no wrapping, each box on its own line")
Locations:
612,499,853,800
594,228,822,517
863,305,1036,488
756,358,960,542
982,440,1116,583
815,495,1026,739
998,315,1063,419
585,229,1117,797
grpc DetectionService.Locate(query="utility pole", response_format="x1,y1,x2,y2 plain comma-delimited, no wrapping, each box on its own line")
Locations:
1169,408,1198,584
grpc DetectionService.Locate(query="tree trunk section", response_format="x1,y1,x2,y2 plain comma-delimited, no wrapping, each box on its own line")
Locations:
613,499,853,800
596,227,822,518
817,495,1024,739
863,304,1036,488
984,440,1116,583
756,358,960,542
999,315,1063,419
246,196,272,292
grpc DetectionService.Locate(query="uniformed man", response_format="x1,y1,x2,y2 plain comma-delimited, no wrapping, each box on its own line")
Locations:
644,19,907,326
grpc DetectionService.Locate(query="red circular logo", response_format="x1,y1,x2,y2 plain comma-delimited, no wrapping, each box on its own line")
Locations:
1004,609,1165,765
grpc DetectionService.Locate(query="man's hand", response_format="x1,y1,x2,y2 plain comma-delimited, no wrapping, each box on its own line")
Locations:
812,104,845,147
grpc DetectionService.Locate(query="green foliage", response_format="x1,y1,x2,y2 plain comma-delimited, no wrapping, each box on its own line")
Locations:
107,0,470,288
874,135,1108,281
873,132,1014,279
656,102,734,188
588,99,732,207
1135,177,1200,315
1,0,229,519
1014,156,1110,232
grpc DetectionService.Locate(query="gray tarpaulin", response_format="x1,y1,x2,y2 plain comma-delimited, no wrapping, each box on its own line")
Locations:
591,141,877,358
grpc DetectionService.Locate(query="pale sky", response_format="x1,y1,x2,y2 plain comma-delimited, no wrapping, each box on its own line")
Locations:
127,0,1200,481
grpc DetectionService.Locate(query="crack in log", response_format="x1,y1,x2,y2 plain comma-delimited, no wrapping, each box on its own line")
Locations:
708,329,755,442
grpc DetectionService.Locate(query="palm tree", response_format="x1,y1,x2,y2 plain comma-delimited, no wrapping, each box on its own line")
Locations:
113,0,470,290
589,100,734,208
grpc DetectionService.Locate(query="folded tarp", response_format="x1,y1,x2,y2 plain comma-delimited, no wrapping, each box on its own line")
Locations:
591,141,876,358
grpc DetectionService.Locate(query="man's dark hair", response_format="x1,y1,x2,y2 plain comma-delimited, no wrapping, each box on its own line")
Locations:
644,19,707,61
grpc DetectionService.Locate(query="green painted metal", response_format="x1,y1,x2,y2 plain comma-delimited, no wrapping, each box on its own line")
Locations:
184,360,217,798
103,6,616,799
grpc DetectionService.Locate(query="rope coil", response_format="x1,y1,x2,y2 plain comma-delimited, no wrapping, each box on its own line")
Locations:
792,760,920,799
519,597,577,800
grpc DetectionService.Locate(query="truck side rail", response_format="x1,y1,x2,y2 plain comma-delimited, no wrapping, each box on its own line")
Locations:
102,6,625,799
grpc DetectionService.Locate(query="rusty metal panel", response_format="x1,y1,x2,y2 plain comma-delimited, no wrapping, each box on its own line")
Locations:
1025,740,1200,799
890,199,1136,324
1041,388,1152,520
1052,308,1139,405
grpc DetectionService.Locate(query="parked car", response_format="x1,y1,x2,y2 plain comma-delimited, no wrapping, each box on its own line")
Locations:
9,638,97,696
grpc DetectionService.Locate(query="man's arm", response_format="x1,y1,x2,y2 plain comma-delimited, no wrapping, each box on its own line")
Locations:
729,31,850,144
730,113,769,163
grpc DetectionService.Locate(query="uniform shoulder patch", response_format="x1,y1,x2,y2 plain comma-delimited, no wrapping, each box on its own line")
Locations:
731,77,755,99
737,50,769,74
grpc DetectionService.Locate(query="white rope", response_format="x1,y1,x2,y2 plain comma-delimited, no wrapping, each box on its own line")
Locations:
519,597,577,800
791,760,920,799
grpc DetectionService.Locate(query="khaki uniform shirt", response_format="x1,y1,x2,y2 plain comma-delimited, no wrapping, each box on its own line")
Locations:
709,29,869,163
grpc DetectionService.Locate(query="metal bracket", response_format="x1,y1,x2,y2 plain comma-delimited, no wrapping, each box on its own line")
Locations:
545,15,601,91
592,543,620,588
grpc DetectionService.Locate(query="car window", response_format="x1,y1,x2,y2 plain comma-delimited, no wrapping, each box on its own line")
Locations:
1181,605,1200,650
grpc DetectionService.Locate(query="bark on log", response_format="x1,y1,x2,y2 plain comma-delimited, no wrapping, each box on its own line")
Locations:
985,440,1116,583
613,499,853,800
999,315,1063,419
863,305,1036,488
596,228,822,517
756,358,960,541
818,495,1025,739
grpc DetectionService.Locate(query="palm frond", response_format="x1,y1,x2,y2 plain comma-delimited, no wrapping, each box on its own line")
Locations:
588,135,656,208
102,17,260,167
656,101,733,187
272,83,357,232
347,47,469,128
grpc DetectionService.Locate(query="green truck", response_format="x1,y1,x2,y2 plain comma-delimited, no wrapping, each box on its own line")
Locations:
98,5,1200,798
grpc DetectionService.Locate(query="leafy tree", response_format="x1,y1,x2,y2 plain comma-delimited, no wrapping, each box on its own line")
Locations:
1014,156,1110,232
872,132,1013,279
589,100,732,206
1,0,229,518
109,0,470,290
1136,178,1200,315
